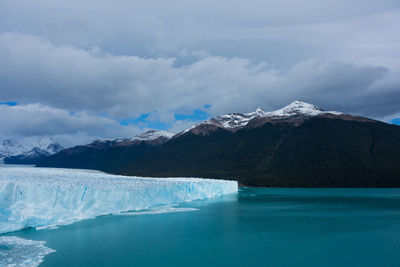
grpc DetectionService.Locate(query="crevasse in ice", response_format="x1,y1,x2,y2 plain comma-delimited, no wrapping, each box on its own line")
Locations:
0,166,238,234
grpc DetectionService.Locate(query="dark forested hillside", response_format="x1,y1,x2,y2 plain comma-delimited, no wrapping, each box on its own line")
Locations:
118,118,400,186
38,116,400,187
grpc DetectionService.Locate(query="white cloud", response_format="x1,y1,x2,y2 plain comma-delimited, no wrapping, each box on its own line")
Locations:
0,103,141,146
1,0,400,144
0,30,399,145
1,32,398,118
1,0,399,62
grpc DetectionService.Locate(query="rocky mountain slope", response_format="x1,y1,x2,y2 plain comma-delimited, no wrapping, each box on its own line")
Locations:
1,138,63,164
37,130,174,171
38,101,400,187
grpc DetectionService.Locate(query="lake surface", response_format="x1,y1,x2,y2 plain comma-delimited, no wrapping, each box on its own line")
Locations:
3,187,400,266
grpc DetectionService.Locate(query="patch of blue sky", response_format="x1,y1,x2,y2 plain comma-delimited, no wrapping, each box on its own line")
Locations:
119,113,150,126
118,108,210,130
0,101,17,106
174,109,209,121
391,118,400,125
118,113,169,130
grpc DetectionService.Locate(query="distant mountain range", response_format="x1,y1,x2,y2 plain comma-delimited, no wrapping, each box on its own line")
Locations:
37,101,400,187
36,130,173,171
0,138,63,164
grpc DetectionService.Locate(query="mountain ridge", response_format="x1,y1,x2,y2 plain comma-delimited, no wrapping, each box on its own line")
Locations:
35,130,174,171
37,101,400,187
1,138,63,164
177,100,370,137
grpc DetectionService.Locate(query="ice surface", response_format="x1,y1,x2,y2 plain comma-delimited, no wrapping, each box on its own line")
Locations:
118,205,199,215
0,166,238,234
0,236,55,267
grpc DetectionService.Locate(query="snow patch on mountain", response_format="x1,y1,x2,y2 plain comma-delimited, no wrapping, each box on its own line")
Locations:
21,147,51,158
263,100,342,117
0,137,63,162
84,130,175,147
131,130,174,141
0,139,26,158
185,101,342,132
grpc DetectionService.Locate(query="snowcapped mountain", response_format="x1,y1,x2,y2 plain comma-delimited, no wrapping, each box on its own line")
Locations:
0,139,30,158
38,101,400,187
4,148,51,164
0,138,64,164
262,100,342,117
210,107,267,129
45,143,64,154
2,130,173,165
37,130,175,171
131,130,174,141
86,130,175,148
181,100,344,135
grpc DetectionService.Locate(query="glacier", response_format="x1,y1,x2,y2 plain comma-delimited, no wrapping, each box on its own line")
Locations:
0,166,238,234
0,236,55,267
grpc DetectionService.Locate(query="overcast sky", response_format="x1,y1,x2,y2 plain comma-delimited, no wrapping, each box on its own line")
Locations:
1,0,400,146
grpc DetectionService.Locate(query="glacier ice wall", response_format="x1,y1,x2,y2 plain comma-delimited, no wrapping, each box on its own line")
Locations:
0,166,237,234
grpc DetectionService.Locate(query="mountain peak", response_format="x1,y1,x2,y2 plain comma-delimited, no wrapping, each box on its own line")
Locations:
181,101,343,135
132,130,174,141
255,107,264,112
286,100,323,110
1,138,64,164
271,100,325,117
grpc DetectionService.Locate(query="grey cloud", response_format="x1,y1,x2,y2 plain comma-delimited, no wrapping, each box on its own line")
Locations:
1,0,400,145
1,0,399,61
0,104,141,145
0,32,399,121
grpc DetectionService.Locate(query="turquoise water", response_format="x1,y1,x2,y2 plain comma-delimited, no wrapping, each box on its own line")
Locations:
4,187,400,266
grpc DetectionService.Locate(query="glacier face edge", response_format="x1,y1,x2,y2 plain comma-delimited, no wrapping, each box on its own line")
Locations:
0,166,238,234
